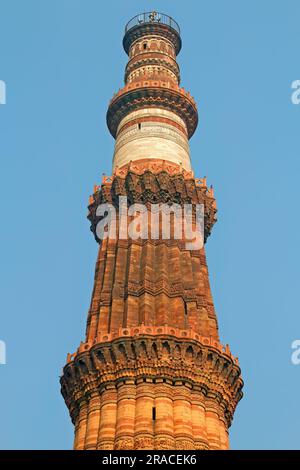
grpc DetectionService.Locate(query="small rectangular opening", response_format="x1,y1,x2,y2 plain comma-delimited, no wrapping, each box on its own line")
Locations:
152,406,156,420
138,123,141,130
184,301,188,316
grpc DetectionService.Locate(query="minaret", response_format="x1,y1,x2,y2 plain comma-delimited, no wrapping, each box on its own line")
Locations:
61,12,243,450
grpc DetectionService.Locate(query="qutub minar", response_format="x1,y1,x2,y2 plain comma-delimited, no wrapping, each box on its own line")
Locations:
61,12,243,450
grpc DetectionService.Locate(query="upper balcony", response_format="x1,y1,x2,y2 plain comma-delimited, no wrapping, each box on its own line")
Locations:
125,12,180,35
123,11,182,55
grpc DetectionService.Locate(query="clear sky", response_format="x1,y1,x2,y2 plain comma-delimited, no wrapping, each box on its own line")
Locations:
0,0,299,450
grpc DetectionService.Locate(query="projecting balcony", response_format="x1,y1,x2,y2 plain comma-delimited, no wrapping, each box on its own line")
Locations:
125,11,180,35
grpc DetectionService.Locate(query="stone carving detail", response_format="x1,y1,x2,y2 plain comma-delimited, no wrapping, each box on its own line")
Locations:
134,437,154,449
155,438,175,450
126,59,180,84
61,335,243,430
107,82,198,139
88,166,217,244
114,123,189,153
114,439,134,450
175,440,195,450
61,333,243,450
62,13,243,452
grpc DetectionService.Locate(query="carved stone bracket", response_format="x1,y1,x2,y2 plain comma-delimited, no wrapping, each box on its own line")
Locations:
61,334,243,428
88,166,217,244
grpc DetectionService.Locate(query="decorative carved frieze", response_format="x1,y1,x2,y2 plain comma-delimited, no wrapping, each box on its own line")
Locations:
88,165,217,244
61,335,243,430
107,81,198,139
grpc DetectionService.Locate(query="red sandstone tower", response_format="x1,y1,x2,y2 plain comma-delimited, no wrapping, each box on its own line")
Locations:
61,11,243,450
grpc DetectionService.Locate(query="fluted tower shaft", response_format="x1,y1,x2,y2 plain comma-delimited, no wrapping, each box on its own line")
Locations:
61,11,243,451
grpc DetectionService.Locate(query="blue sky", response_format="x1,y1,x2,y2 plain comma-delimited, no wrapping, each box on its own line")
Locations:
0,0,299,449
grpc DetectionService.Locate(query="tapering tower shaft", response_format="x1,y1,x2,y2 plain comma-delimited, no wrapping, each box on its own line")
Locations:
107,12,197,172
61,12,243,451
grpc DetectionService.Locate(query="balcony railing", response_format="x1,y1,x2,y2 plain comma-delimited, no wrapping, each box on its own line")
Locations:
125,11,180,35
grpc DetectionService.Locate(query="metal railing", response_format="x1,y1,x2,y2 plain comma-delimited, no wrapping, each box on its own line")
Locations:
125,11,180,35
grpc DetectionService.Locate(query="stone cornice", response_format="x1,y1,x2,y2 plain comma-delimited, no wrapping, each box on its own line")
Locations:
61,332,243,427
88,164,217,244
107,80,198,139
